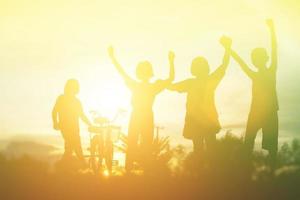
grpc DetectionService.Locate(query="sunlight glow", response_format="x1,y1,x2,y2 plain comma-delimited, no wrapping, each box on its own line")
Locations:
103,169,110,177
83,82,131,121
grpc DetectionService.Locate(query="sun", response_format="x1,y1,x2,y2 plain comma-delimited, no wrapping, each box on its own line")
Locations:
82,82,131,123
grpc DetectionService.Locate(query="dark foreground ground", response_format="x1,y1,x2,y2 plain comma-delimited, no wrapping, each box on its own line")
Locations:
1,135,300,200
0,155,300,200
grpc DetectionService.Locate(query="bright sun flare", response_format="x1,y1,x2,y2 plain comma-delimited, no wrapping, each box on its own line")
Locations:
83,82,131,122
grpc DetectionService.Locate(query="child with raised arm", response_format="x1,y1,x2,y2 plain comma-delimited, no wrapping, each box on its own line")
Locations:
229,19,278,165
168,36,231,154
108,47,175,171
52,79,92,164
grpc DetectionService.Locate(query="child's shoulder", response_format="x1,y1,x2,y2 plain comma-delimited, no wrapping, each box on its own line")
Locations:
57,95,81,103
56,94,64,101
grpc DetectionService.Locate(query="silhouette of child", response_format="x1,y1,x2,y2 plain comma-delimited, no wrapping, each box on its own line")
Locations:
108,47,175,171
52,79,92,163
229,19,278,164
168,36,231,153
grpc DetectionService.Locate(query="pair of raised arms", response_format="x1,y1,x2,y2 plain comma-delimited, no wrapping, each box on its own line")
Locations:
108,46,175,84
107,19,277,81
230,19,277,78
107,36,231,82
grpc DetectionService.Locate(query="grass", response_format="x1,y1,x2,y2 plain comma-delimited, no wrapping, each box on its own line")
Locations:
0,133,300,200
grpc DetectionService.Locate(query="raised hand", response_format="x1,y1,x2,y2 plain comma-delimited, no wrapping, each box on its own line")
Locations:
108,46,115,58
107,46,134,84
266,19,277,71
220,36,232,49
168,51,175,62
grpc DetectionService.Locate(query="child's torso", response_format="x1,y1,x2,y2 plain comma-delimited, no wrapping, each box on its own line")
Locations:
130,82,159,113
251,69,278,114
57,95,82,131
186,78,217,119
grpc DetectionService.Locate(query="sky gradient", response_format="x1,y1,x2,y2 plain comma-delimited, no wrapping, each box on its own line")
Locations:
0,0,299,145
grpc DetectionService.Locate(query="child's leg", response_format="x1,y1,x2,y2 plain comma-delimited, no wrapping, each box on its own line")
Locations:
126,117,139,171
126,132,138,171
205,133,216,152
262,111,278,168
204,133,217,166
140,119,154,156
140,121,154,170
244,114,261,156
90,136,98,171
193,136,204,154
62,132,72,160
73,133,85,163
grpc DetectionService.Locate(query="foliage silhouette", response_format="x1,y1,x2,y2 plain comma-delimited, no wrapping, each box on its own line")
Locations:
1,138,300,199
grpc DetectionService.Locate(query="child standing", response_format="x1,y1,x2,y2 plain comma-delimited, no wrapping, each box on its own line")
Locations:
229,20,278,165
52,79,92,163
168,36,231,153
108,47,175,171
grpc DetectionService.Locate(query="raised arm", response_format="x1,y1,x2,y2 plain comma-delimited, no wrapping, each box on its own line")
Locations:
230,48,255,79
266,19,277,72
153,51,175,93
210,36,231,80
52,97,60,130
108,46,135,85
167,51,175,82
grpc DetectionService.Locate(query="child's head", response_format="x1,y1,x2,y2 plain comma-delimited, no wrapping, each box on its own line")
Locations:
251,48,269,69
190,56,210,78
136,61,153,81
64,79,80,96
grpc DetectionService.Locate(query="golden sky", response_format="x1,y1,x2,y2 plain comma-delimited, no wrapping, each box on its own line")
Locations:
0,0,300,143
